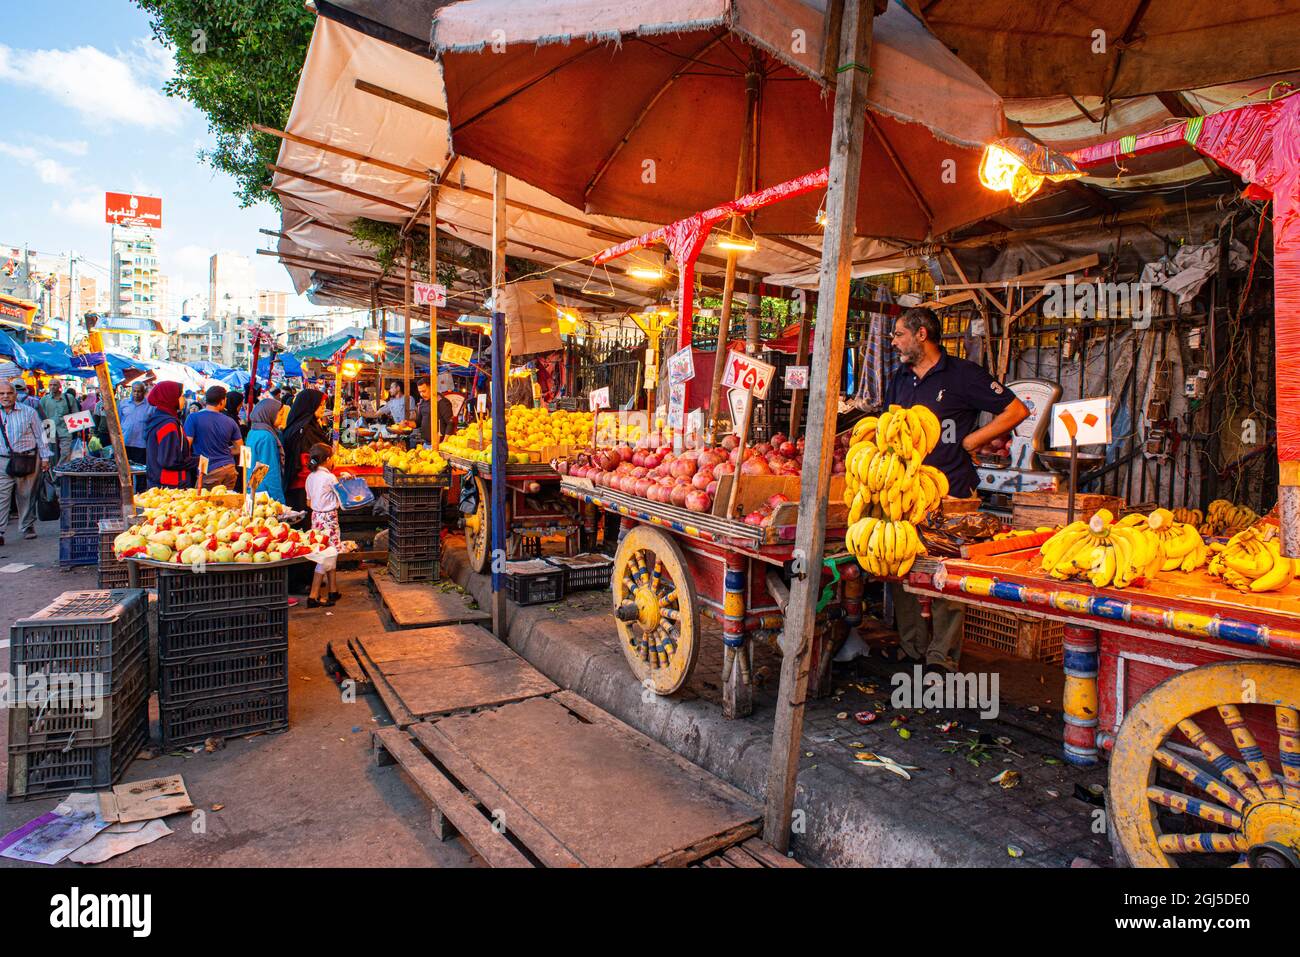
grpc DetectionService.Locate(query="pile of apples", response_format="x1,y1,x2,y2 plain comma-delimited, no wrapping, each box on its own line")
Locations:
557,431,849,516
114,512,332,565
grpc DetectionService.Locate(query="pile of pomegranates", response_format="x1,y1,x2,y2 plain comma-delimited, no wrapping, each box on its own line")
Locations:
557,430,851,518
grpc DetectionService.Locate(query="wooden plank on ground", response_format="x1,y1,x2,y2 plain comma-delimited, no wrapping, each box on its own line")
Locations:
721,846,764,868
386,658,557,718
372,727,532,868
356,625,507,671
349,638,418,728
430,694,760,867
410,722,582,869
737,837,803,868
368,569,491,628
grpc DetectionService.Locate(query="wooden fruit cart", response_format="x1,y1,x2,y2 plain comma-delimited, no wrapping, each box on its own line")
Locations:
904,548,1300,868
560,477,861,719
447,453,587,573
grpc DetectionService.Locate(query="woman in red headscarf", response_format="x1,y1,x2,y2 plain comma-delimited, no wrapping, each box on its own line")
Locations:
144,381,197,488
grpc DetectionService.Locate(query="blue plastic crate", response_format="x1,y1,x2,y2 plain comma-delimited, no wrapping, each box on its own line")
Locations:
58,533,99,567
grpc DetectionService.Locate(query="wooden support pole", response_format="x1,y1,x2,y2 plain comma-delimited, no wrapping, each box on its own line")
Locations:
85,323,134,519
430,175,441,449
403,240,413,421
490,170,509,638
706,58,761,441
763,0,875,853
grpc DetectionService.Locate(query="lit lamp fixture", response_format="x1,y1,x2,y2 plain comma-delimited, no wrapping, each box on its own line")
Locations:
978,136,1084,203
509,365,533,379
555,309,580,335
714,217,759,253
627,264,667,281
360,327,385,351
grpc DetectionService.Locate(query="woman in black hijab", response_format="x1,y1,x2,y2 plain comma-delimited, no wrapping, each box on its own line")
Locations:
281,388,328,512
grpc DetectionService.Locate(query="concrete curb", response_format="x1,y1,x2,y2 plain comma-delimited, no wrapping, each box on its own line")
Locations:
443,549,1031,867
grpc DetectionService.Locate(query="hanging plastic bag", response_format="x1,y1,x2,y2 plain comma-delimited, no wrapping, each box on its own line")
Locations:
36,470,61,523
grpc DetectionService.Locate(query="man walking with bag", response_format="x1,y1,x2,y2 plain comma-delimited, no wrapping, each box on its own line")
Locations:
38,377,80,465
0,379,53,545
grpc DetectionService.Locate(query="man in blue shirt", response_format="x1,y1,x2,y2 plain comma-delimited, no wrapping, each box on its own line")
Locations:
183,385,244,489
118,381,151,466
885,308,1029,673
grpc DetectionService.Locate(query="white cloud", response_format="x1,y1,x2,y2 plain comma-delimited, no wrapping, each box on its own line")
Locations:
0,143,74,185
0,38,186,132
28,134,89,156
51,192,103,228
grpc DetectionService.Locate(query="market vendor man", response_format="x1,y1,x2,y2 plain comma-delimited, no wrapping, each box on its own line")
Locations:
884,307,1029,673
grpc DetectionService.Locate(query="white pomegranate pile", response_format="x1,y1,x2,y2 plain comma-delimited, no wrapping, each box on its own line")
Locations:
556,431,849,518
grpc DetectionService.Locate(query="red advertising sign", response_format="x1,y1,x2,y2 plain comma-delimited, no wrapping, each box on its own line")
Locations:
105,192,163,228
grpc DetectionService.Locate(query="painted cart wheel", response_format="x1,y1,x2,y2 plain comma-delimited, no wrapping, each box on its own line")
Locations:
1108,660,1300,868
466,475,491,574
612,525,700,695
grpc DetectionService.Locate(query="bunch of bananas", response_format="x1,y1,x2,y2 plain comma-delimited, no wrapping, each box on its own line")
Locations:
845,517,926,578
1118,508,1211,572
843,405,948,523
1172,507,1202,527
993,528,1054,541
843,404,945,576
1038,509,1165,588
1207,526,1298,593
1199,499,1259,537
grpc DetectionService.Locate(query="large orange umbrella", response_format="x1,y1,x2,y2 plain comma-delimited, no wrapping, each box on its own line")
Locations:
431,0,1009,242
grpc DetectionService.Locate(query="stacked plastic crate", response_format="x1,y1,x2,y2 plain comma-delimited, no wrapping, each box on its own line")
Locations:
97,518,157,590
154,564,290,748
7,590,150,799
56,468,124,568
384,465,447,582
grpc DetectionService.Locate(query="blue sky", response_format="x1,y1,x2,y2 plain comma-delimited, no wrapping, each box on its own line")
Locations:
0,0,324,316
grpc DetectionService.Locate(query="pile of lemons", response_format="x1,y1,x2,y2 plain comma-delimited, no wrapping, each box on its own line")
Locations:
381,446,448,475
440,405,594,463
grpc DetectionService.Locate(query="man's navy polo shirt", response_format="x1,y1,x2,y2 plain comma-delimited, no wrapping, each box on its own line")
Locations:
883,350,1016,497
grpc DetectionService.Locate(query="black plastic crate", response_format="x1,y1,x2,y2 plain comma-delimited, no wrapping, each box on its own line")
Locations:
60,499,122,535
158,604,288,658
59,532,99,567
7,661,149,750
11,590,148,693
7,707,148,799
387,556,439,582
160,688,288,749
155,564,289,619
96,519,157,589
383,464,451,488
503,561,565,606
159,646,288,705
54,468,121,503
545,554,614,591
386,506,444,529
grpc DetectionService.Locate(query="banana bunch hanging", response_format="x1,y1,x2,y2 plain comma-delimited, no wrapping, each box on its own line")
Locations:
1037,509,1166,588
842,405,946,577
1207,525,1299,593
1117,508,1212,572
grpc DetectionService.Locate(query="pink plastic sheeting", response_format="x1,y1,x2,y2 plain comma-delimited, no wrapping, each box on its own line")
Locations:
1073,95,1300,464
593,169,830,348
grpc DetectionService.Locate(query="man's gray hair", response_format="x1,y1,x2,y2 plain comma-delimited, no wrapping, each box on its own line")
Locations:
899,307,942,345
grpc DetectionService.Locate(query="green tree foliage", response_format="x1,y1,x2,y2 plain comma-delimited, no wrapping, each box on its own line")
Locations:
134,0,314,207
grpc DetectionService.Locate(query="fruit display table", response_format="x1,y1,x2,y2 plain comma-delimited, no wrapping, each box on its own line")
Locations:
903,544,1300,867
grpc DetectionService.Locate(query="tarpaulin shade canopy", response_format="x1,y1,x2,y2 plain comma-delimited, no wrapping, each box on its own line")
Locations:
432,0,1010,241
293,326,430,363
918,0,1300,99
1063,94,1300,550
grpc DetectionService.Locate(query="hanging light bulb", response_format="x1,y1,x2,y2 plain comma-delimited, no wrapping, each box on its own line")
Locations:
815,193,829,227
978,137,1084,203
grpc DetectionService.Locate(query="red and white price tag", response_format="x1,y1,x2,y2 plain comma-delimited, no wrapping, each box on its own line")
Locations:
589,386,610,411
414,282,447,307
720,352,775,400
63,410,94,433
